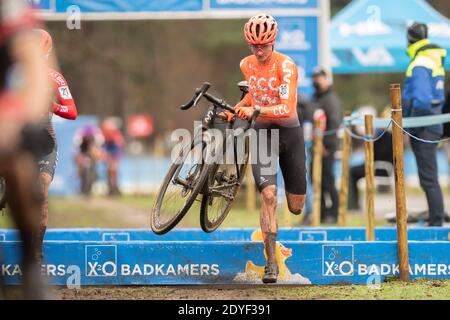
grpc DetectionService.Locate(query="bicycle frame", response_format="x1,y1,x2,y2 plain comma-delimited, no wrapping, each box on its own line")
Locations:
177,82,257,196
151,82,255,234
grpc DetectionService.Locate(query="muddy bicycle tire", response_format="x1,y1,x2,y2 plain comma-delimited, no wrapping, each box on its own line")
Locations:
199,135,250,233
151,137,212,235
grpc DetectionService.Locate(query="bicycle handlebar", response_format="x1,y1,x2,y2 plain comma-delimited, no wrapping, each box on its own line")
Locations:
180,82,211,110
180,82,259,127
203,92,235,113
181,82,236,112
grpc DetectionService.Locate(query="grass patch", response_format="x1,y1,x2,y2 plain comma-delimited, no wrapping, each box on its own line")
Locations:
0,195,387,229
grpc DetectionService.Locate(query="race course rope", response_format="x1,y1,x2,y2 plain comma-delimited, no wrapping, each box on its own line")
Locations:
343,112,450,144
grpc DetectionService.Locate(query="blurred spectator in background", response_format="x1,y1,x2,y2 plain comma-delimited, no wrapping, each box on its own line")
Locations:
443,85,450,137
74,124,104,196
348,108,393,210
101,118,125,196
297,95,315,221
297,94,315,125
311,67,343,224
403,22,446,226
442,85,450,190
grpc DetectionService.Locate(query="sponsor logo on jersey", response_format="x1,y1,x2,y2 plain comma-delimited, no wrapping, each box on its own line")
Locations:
281,59,294,84
272,105,290,116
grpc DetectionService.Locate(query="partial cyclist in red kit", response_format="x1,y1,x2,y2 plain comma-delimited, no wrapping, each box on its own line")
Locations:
0,0,51,298
234,14,307,283
32,29,77,265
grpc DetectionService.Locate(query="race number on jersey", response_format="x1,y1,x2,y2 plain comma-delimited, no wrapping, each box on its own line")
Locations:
58,86,72,100
279,84,289,100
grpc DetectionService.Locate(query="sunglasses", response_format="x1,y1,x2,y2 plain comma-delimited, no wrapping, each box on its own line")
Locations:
249,43,274,50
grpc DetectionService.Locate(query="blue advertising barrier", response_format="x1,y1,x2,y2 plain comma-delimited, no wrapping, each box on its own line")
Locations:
32,0,320,13
1,239,450,285
54,0,204,12
1,227,450,242
30,0,52,10
209,0,319,10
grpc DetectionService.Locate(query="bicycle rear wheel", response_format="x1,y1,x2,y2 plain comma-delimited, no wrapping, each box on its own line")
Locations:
200,135,249,233
151,136,210,235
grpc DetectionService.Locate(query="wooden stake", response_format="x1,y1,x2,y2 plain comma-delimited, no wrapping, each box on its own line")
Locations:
312,118,324,227
390,84,410,281
338,111,352,227
364,114,375,241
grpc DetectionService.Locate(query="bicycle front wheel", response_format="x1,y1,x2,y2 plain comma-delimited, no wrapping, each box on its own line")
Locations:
151,136,210,235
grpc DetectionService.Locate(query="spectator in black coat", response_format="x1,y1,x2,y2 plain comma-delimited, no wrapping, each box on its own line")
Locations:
310,67,343,223
442,86,450,138
442,86,450,190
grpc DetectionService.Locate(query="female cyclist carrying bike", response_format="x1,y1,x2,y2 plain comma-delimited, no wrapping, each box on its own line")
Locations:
32,29,78,266
233,14,307,284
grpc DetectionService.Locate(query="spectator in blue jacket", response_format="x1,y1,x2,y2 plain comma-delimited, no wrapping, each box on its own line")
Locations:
402,22,447,226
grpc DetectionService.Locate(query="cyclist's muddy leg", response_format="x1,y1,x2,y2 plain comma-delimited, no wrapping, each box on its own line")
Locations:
4,152,43,298
260,185,278,264
286,192,306,215
36,172,52,264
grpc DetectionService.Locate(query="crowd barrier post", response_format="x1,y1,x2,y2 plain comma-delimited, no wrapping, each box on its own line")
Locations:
312,118,325,227
390,84,410,281
364,114,375,241
338,111,352,227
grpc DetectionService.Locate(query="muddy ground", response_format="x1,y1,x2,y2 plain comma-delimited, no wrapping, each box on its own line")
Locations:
4,279,449,300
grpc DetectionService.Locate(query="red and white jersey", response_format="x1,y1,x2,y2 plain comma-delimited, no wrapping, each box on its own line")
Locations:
50,68,77,120
41,68,77,140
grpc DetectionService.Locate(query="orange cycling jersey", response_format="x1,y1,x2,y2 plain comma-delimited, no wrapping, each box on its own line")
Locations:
240,51,300,127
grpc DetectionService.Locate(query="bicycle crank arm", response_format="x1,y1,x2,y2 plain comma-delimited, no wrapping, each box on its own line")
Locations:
209,182,240,192
173,177,192,189
209,191,235,202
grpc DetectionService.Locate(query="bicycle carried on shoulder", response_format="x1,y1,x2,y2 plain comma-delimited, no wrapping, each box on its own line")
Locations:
150,82,259,234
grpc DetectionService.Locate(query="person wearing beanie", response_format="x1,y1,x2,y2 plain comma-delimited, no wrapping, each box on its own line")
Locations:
403,22,447,226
